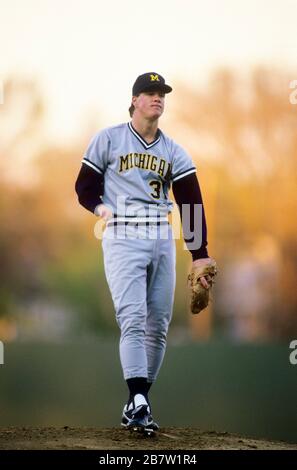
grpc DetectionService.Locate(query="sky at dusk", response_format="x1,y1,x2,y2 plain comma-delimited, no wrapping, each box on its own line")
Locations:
1,0,297,140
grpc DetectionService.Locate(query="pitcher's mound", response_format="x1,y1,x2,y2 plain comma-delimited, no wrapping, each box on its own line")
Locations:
0,427,296,450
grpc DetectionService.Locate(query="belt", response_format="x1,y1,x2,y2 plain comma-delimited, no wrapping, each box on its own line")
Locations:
106,217,169,227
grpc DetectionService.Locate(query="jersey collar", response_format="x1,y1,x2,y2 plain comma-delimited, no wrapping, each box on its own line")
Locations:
128,122,161,149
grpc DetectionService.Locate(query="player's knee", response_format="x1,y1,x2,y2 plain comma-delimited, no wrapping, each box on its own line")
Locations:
146,325,168,342
121,324,146,340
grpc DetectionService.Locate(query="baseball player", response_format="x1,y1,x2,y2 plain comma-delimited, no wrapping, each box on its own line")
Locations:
75,72,213,433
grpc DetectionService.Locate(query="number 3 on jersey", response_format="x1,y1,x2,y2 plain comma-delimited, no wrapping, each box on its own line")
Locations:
149,180,167,200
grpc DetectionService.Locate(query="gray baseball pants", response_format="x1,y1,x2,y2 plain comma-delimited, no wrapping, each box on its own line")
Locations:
102,222,176,383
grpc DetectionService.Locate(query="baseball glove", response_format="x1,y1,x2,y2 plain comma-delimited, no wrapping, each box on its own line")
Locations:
188,258,218,314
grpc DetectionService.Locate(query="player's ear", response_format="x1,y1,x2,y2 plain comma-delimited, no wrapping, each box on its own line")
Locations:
132,94,139,106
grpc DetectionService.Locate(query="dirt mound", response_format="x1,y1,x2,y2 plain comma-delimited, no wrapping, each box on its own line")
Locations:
0,427,296,450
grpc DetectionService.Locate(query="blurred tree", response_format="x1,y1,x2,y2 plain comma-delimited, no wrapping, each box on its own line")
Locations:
0,78,115,337
1,69,297,341
168,67,297,340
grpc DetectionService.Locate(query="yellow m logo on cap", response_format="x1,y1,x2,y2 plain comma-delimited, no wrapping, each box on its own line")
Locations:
150,74,160,82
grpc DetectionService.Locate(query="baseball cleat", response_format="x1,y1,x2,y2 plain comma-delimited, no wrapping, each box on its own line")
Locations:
121,405,159,431
121,395,159,432
131,426,156,437
124,404,150,430
147,416,159,431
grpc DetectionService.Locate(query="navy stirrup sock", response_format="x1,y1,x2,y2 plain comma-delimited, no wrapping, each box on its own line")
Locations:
126,377,152,409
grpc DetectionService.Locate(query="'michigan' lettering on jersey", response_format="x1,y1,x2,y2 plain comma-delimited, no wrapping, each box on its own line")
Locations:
119,153,171,179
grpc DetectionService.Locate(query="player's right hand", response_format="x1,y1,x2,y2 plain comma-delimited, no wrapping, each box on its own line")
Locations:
192,257,217,289
94,204,113,221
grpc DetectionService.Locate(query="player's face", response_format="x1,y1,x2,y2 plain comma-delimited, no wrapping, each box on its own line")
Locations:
134,91,165,119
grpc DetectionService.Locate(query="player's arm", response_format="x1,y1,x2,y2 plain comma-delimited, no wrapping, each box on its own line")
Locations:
172,172,209,261
75,163,104,214
76,129,113,218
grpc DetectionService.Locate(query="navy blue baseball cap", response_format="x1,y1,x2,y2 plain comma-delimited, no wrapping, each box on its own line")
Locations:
132,72,172,96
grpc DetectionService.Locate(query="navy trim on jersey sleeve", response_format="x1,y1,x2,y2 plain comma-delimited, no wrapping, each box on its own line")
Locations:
172,172,209,260
75,163,104,214
172,166,196,182
81,157,104,175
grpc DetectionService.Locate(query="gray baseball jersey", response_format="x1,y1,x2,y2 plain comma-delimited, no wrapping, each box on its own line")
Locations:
82,122,196,218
